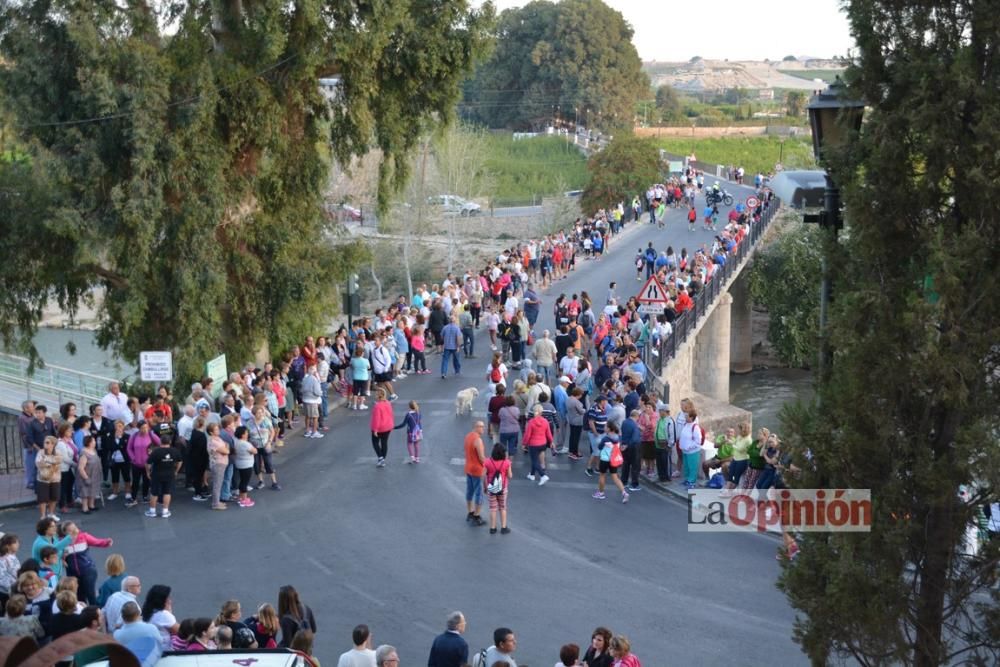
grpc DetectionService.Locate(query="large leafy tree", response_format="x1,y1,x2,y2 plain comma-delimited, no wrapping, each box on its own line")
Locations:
462,0,648,131
0,0,493,383
581,135,659,214
778,1,1000,665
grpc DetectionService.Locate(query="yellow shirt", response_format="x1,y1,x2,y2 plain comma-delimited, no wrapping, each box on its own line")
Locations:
731,435,753,461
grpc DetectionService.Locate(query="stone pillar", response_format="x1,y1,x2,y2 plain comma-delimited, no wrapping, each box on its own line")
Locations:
729,273,753,374
692,292,732,403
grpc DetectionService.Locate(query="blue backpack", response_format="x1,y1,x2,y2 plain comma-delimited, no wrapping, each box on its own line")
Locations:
708,472,725,489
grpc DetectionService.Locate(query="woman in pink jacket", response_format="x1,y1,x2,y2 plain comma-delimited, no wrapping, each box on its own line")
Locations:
522,404,553,486
126,421,159,506
369,389,395,468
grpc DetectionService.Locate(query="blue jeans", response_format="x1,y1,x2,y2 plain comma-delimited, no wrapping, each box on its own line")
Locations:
465,475,483,505
320,383,329,420
536,364,553,385
23,448,36,489
221,463,235,501
441,349,461,376
528,445,547,477
500,432,519,457
461,328,474,356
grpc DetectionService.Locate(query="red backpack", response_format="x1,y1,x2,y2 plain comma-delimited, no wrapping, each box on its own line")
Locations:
490,365,502,383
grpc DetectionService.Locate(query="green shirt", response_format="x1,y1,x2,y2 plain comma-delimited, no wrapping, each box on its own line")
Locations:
714,435,734,460
731,435,752,462
747,438,765,468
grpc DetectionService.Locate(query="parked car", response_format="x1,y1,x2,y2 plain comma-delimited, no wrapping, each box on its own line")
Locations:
427,194,481,216
564,190,583,198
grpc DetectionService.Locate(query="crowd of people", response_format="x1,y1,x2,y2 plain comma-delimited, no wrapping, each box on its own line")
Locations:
4,168,783,664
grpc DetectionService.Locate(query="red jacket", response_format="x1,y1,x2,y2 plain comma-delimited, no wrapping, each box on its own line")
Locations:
522,415,553,447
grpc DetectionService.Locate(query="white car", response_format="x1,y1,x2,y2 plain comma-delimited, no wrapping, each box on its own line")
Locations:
428,194,481,216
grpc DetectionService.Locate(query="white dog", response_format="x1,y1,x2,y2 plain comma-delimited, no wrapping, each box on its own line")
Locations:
455,387,480,416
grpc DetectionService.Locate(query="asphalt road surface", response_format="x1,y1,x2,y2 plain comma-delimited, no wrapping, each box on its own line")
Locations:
0,185,808,665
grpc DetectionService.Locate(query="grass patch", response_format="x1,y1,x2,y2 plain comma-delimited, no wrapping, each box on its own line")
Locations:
656,135,816,175
777,69,845,83
481,134,588,206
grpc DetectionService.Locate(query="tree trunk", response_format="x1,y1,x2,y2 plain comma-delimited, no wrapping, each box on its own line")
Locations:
369,259,382,303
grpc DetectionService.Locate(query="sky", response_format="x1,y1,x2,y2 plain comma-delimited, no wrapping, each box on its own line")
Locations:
480,0,855,62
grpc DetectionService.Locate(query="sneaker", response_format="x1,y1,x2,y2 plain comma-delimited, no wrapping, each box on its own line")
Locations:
192,494,208,502
585,468,594,478
161,509,171,518
142,496,150,503
473,516,486,526
107,494,118,501
568,453,582,460
312,432,325,438
414,457,420,463
627,484,641,492
489,527,498,534
359,404,369,410
304,431,314,438
389,394,399,401
377,457,385,467
539,475,549,486
500,527,511,535
144,508,157,518
48,513,60,521
526,474,535,481
212,504,228,510
622,491,630,504
592,491,606,500
271,483,282,491
256,481,266,489
124,500,138,508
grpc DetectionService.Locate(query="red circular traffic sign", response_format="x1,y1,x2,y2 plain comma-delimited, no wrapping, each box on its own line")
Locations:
746,196,760,209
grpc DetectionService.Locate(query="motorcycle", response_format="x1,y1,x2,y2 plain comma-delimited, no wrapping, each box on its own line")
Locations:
705,189,734,207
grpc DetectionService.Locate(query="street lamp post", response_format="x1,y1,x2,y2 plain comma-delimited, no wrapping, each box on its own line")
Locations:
804,76,865,382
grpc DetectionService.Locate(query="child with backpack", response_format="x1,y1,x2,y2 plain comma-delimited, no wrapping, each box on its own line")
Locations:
394,401,424,464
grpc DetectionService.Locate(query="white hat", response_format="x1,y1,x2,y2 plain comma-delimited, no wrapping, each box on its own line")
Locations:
656,402,670,412
559,376,572,384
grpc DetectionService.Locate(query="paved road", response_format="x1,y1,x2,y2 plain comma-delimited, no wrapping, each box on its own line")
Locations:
0,185,807,665
490,205,544,218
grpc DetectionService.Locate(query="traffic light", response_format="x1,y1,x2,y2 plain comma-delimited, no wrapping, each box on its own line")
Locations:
348,273,359,294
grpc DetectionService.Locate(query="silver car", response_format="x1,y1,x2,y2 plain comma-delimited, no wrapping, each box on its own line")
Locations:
428,194,481,216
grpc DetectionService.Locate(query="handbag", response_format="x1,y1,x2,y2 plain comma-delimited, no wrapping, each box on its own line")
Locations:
610,442,624,467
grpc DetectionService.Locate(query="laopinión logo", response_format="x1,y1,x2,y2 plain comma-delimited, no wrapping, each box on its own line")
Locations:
687,488,872,533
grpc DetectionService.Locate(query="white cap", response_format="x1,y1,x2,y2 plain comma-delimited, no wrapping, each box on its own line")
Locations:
559,376,572,384
656,402,670,412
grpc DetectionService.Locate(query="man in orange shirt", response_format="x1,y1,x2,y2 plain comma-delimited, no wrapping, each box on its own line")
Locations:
464,422,487,526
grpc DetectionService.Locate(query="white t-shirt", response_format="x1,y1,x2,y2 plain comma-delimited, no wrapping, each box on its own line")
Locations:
150,609,176,647
337,647,376,667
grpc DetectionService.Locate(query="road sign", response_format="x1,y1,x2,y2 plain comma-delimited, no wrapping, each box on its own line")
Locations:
636,276,670,304
140,351,173,382
746,196,760,209
638,303,665,315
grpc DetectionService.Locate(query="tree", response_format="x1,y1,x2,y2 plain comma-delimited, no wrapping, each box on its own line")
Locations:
748,222,821,368
782,54,797,62
655,85,682,121
778,2,1000,665
581,135,659,215
462,0,648,132
785,90,807,117
0,0,493,382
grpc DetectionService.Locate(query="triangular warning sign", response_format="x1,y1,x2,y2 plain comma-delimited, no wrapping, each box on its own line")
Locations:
636,276,670,303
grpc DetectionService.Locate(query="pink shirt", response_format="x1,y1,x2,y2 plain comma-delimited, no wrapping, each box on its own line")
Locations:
370,401,395,433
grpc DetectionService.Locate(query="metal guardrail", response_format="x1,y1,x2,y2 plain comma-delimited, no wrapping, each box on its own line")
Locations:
642,200,780,392
0,352,117,414
0,418,24,474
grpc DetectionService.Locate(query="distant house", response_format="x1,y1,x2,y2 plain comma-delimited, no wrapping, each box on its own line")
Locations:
758,88,775,100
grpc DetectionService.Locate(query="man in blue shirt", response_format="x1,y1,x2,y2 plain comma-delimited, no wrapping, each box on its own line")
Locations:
440,316,464,378
620,409,643,492
427,611,469,667
522,284,541,331
553,377,570,454
113,601,164,667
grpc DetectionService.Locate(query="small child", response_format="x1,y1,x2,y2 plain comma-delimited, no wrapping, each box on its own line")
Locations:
0,534,20,610
250,603,280,649
687,206,697,231
484,307,501,352
394,401,423,464
38,546,59,590
634,250,644,281
703,205,714,231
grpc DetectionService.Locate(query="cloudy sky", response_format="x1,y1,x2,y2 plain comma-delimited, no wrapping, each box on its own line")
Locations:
480,0,855,62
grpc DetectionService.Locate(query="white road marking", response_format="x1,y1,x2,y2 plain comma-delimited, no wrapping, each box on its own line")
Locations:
307,556,333,576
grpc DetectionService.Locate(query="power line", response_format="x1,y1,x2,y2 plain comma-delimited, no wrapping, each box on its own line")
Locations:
19,53,298,129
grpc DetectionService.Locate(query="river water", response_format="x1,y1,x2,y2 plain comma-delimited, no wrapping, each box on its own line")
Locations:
729,368,814,434
22,327,135,378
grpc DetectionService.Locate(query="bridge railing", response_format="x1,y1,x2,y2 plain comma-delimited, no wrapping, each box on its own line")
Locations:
0,352,117,415
642,200,780,398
